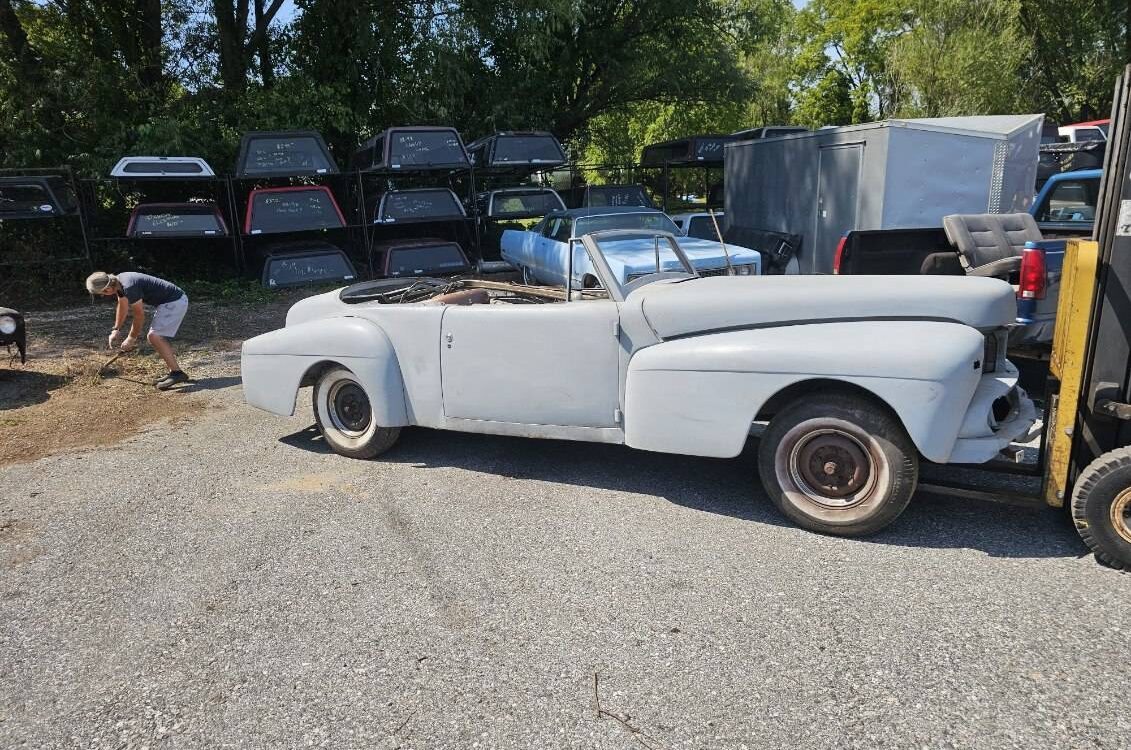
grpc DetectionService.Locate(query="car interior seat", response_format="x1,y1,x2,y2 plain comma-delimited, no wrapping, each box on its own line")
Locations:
939,213,1044,279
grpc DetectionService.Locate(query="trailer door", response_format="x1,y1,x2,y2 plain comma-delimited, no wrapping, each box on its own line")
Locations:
814,143,863,273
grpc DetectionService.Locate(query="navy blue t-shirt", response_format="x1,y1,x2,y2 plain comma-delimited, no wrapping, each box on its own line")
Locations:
116,272,184,306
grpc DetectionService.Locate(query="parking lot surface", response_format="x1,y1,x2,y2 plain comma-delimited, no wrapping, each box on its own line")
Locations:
1,359,1129,749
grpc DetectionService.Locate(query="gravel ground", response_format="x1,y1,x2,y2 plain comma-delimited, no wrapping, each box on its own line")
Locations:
1,362,1128,750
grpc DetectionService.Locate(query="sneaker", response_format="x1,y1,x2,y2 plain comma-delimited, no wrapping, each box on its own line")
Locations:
156,370,190,390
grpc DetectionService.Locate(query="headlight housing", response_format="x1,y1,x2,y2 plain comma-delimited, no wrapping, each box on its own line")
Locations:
734,264,752,276
0,315,16,335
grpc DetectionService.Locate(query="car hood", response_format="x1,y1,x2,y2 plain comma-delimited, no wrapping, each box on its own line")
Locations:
595,236,760,276
632,275,1016,339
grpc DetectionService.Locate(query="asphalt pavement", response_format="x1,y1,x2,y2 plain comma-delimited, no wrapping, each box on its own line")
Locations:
1,379,1128,749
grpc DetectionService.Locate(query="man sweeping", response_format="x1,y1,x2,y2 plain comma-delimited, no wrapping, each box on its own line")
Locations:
85,271,190,390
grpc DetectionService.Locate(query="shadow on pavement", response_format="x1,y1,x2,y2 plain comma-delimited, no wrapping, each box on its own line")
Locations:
279,424,1087,561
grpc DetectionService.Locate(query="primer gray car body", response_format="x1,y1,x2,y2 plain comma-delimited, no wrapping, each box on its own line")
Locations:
242,231,1034,466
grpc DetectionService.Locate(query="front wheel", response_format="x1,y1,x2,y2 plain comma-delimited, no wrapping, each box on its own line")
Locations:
757,392,918,536
1070,448,1131,570
313,367,400,459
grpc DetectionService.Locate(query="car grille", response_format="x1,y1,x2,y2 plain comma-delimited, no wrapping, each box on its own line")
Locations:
983,332,1000,374
698,267,731,277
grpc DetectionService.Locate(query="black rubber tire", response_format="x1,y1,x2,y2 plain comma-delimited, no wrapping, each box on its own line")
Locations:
1070,447,1131,571
757,391,918,537
312,366,400,460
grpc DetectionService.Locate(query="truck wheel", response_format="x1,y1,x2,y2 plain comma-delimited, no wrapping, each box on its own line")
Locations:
1070,448,1131,570
758,393,918,536
313,367,400,459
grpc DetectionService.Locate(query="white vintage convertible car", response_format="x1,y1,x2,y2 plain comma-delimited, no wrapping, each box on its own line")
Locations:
242,230,1036,537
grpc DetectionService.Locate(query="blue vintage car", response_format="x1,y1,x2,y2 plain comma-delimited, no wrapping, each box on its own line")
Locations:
500,207,761,287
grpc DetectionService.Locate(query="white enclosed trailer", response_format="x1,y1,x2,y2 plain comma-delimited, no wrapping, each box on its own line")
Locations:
723,115,1043,274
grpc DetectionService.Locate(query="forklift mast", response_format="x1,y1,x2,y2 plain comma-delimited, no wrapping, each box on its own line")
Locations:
1071,65,1131,478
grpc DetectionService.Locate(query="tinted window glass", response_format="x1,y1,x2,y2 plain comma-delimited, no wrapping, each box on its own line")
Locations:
389,131,466,167
1075,128,1105,142
134,209,225,236
490,136,564,164
386,244,468,276
574,212,680,236
693,138,728,160
490,191,563,217
686,215,721,240
583,186,653,208
551,217,572,242
122,161,204,174
242,137,334,174
250,190,344,233
1037,179,1097,222
0,184,54,214
264,251,356,288
378,190,463,221
641,142,687,165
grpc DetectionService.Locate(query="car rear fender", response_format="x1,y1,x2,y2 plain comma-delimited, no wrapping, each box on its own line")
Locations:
623,321,985,461
240,316,408,425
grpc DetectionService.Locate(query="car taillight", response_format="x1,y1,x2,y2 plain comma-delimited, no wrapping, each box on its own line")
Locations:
833,236,847,275
1018,247,1047,300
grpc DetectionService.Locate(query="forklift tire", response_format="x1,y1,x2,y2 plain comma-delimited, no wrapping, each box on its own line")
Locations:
1070,447,1131,571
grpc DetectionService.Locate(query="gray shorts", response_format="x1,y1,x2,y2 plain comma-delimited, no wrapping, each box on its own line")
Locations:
149,295,188,338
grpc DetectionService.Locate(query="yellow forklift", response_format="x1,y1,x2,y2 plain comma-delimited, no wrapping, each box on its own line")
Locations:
1040,65,1131,569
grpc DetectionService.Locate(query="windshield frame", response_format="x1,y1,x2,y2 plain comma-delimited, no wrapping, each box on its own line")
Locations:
571,211,681,238
574,229,697,302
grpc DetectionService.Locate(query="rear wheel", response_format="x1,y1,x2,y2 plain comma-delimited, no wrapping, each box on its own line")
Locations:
757,392,918,536
313,366,400,459
1070,448,1131,570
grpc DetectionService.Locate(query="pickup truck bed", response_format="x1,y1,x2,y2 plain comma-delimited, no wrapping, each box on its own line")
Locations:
834,228,960,276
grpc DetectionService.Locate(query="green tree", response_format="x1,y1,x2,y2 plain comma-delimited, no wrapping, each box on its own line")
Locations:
1019,0,1128,122
886,0,1026,118
793,69,854,128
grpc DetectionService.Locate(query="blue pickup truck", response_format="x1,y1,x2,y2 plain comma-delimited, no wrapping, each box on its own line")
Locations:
1013,169,1100,336
833,169,1100,351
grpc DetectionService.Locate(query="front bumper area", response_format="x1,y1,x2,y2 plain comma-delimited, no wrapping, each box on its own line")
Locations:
947,364,1037,464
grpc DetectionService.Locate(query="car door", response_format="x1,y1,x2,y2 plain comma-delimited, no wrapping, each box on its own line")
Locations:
532,215,571,285
439,299,621,428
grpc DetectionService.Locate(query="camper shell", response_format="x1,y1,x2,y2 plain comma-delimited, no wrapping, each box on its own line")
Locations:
558,184,656,210
372,188,466,224
127,202,229,237
641,134,735,166
244,185,346,235
730,126,809,140
465,131,566,170
260,241,357,289
0,175,78,219
724,115,1044,274
474,187,566,219
235,131,338,178
110,156,216,178
368,237,471,279
351,127,470,172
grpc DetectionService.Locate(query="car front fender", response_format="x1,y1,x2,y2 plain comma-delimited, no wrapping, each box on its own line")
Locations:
241,316,408,425
623,321,986,461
